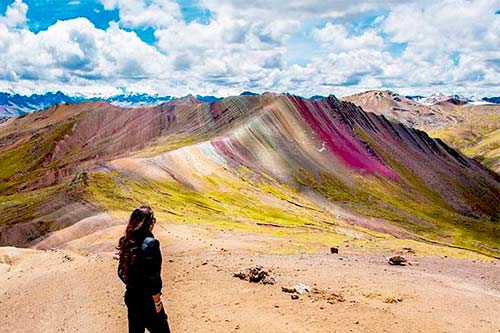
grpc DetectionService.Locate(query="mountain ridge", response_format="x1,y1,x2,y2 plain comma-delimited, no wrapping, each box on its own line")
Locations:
1,90,499,119
1,93,498,258
343,90,500,173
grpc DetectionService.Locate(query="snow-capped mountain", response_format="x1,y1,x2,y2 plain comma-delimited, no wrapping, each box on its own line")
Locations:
0,91,85,118
104,93,173,107
0,92,222,118
1,91,498,119
406,93,500,106
407,94,473,105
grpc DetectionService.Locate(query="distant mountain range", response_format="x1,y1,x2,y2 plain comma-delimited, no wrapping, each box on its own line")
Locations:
0,90,498,119
0,91,223,118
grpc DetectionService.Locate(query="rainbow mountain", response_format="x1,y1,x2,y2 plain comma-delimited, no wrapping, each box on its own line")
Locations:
343,90,500,173
0,93,499,256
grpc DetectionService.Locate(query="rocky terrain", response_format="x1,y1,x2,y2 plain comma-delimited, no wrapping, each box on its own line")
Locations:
1,221,499,333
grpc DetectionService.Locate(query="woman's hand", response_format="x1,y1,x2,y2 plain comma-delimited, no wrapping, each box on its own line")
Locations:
154,301,163,313
153,294,163,313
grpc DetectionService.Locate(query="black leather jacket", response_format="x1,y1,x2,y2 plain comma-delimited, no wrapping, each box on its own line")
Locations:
118,232,163,295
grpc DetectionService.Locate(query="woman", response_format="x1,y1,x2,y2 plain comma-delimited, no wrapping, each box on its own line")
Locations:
117,205,171,333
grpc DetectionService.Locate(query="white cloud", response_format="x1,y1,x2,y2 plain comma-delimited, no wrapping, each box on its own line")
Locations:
0,15,174,94
0,0,498,97
1,0,27,28
100,0,181,29
380,0,500,89
312,23,383,51
200,0,398,21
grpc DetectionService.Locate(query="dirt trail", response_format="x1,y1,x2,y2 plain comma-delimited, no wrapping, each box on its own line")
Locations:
1,222,499,333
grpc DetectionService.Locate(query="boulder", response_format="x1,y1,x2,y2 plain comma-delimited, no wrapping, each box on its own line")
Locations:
388,255,407,266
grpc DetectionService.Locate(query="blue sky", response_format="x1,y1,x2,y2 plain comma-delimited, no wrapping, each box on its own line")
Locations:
0,0,498,97
5,0,211,42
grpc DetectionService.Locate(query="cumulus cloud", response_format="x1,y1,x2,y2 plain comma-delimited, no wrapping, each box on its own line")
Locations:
0,6,173,94
312,23,384,51
1,0,27,28
380,0,500,90
100,0,181,29
0,0,498,97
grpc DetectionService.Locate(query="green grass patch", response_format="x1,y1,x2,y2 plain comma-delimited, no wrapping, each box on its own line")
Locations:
0,119,76,195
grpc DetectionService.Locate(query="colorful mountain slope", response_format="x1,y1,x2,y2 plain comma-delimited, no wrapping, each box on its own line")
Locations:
0,94,499,256
342,90,460,129
426,104,500,172
343,90,500,173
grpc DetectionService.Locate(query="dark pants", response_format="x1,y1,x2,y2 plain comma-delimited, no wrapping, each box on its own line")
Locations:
124,289,171,333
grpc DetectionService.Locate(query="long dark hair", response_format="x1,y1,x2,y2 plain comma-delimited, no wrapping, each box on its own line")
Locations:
117,205,155,283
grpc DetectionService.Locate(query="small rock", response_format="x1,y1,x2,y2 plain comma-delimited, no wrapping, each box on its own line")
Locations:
291,294,299,300
281,283,311,294
388,256,407,266
262,276,277,285
62,254,74,262
281,286,296,293
384,296,403,303
330,247,339,254
233,265,276,284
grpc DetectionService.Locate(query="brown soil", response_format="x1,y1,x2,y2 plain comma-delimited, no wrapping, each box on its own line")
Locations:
1,221,499,333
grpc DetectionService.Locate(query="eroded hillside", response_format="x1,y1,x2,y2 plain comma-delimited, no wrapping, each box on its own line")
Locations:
1,94,499,257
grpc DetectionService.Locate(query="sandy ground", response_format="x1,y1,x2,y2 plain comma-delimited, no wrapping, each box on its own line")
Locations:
1,222,500,333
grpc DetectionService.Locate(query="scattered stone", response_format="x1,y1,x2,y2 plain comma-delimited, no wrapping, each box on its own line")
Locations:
388,255,407,266
330,247,339,254
384,296,403,304
291,294,299,300
61,254,74,262
233,265,276,284
281,283,311,295
262,276,277,285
